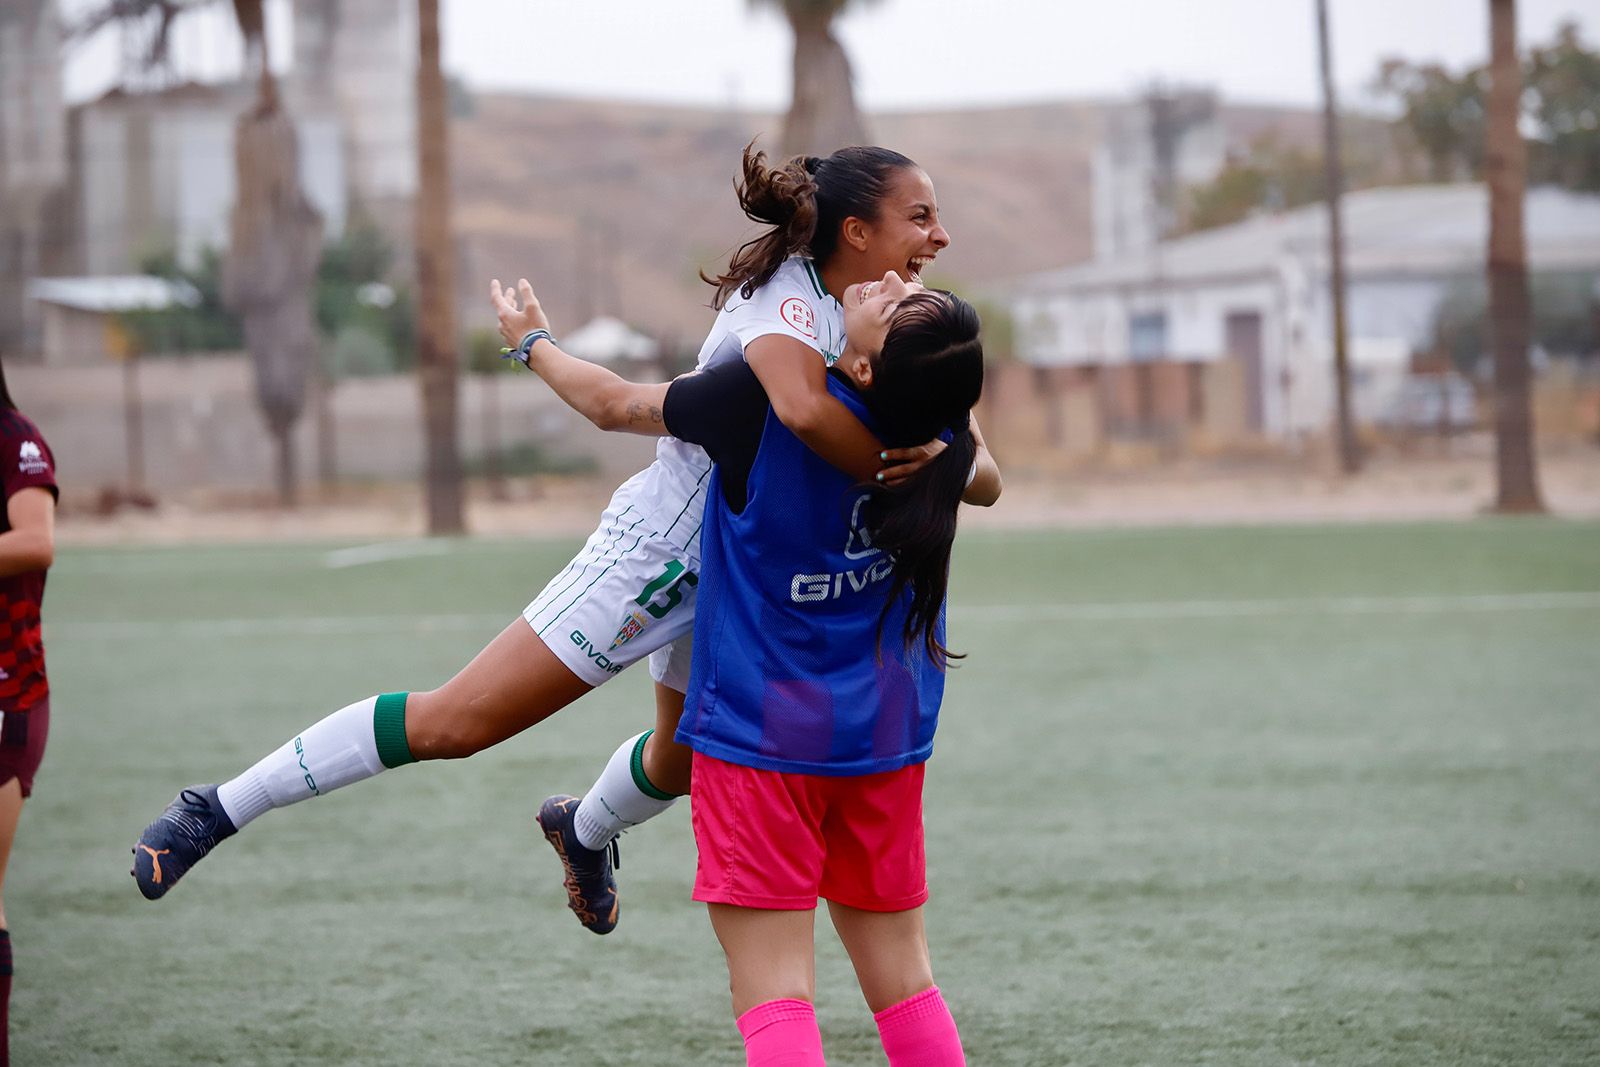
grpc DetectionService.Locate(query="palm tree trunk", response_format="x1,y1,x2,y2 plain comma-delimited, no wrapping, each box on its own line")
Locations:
314,354,337,491
416,0,465,533
781,10,868,157
273,424,297,507
1316,0,1361,474
222,1,321,509
1486,0,1545,512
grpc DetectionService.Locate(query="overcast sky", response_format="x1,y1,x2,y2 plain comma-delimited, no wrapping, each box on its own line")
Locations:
64,0,1594,113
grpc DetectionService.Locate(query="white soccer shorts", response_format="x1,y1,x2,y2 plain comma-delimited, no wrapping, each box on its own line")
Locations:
523,490,703,692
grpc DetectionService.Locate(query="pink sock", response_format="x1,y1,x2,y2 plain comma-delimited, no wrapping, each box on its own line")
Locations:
736,998,826,1066
874,986,965,1066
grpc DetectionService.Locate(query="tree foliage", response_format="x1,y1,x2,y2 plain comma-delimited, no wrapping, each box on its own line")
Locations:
314,221,416,375
1430,269,1600,373
124,221,416,376
1184,136,1330,232
1374,20,1600,191
1526,23,1600,191
1182,21,1600,236
121,247,242,354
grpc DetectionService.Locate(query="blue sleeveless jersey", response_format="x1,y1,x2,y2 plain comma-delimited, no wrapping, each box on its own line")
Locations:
676,374,946,776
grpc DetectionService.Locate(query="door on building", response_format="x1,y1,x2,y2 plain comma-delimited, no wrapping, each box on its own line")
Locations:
1225,311,1264,432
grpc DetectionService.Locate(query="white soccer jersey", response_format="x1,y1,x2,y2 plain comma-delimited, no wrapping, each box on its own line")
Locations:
647,256,845,528
524,257,844,689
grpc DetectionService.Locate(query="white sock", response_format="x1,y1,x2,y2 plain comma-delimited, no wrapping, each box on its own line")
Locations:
216,696,388,829
572,731,681,850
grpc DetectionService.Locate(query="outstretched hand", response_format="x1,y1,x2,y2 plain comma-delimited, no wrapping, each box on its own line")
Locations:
878,438,947,487
489,278,552,349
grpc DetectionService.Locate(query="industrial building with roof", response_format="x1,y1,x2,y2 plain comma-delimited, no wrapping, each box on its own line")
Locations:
1007,184,1600,444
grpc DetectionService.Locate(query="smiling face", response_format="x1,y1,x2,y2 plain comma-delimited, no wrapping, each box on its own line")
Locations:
842,270,923,364
855,167,949,286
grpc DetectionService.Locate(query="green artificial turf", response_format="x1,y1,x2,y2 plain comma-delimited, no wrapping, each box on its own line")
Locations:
14,518,1600,1064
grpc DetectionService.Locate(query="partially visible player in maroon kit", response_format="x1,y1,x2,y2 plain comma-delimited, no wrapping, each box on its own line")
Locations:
0,358,56,1067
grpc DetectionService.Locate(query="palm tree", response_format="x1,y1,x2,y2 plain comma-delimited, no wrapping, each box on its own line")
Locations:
222,0,322,507
69,0,322,507
415,0,464,533
1485,0,1546,512
754,0,872,156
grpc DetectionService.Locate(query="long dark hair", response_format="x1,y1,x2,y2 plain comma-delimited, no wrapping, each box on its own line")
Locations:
0,356,15,411
703,142,918,310
859,292,984,669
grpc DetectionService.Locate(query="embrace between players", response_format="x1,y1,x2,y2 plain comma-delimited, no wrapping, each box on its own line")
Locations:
132,143,1002,1067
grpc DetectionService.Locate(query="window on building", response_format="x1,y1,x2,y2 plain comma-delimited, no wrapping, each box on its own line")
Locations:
1128,311,1167,362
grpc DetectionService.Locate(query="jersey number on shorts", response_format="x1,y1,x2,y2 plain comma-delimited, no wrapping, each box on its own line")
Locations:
636,560,699,620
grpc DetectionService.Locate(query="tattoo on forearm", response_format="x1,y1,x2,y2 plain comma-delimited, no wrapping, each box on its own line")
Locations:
626,399,663,426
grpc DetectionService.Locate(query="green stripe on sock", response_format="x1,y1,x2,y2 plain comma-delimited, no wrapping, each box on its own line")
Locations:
630,729,681,800
373,692,415,768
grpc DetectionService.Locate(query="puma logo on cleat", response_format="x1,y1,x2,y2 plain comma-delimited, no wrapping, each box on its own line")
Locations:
137,844,171,883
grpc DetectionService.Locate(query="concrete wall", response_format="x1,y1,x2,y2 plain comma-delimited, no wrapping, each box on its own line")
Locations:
979,358,1257,466
7,358,658,501
38,305,123,368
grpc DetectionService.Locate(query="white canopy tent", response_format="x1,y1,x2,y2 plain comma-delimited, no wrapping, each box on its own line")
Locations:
559,316,660,365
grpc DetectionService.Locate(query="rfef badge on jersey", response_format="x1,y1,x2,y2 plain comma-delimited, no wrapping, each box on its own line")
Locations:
779,297,817,340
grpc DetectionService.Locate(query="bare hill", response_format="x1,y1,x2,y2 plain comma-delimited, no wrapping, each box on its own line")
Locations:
451,93,1336,349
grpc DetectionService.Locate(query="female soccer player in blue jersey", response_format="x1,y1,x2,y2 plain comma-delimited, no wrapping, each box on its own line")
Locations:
130,145,1001,935
499,269,976,1065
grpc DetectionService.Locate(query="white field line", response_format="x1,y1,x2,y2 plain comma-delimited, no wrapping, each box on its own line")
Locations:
957,590,1600,623
44,591,1600,641
48,613,510,640
322,540,454,569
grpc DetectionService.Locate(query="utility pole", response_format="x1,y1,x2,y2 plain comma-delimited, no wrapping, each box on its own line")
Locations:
415,0,465,533
1486,0,1545,512
1316,0,1361,473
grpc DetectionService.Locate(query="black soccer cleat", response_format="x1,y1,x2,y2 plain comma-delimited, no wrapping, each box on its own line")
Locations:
535,794,620,935
131,785,237,900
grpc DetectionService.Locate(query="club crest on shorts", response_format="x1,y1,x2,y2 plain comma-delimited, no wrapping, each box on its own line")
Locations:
779,297,817,340
610,609,650,651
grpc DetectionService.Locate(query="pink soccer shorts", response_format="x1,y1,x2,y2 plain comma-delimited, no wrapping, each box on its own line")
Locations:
690,753,928,912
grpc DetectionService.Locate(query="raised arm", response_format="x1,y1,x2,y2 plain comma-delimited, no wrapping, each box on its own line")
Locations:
491,278,670,436
743,333,885,484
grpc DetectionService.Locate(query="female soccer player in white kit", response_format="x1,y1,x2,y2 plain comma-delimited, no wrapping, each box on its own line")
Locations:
500,267,981,1064
130,146,1002,921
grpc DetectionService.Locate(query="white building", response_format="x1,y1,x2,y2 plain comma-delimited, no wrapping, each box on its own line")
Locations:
1092,89,1226,259
1,0,69,354
63,0,415,280
70,82,347,276
1009,184,1600,440
26,275,200,366
292,0,417,217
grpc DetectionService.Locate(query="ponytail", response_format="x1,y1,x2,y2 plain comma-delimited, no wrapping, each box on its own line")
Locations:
701,143,818,310
858,292,985,670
